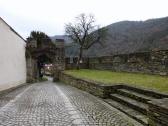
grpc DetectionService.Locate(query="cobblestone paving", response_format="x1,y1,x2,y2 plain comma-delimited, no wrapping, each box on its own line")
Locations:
0,81,142,126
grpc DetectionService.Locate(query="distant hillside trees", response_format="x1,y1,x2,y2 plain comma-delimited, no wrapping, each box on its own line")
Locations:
65,13,107,69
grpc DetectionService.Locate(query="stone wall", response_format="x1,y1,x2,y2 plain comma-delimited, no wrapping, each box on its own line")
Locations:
26,53,38,83
65,50,168,75
59,72,119,98
148,98,168,126
65,57,89,69
89,50,168,75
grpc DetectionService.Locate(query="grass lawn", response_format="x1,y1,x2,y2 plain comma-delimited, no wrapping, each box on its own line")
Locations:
65,69,168,93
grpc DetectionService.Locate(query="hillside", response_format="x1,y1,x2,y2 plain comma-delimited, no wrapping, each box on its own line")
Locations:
52,16,168,57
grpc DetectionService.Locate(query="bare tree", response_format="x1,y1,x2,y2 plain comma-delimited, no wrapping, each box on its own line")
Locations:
65,13,107,69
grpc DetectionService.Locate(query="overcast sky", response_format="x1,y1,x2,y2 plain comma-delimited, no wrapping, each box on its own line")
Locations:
0,0,168,39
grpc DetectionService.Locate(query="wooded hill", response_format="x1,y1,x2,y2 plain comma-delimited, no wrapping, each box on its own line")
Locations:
51,16,168,57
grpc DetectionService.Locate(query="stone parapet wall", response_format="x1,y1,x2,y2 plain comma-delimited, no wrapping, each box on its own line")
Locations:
65,63,89,70
148,98,168,126
89,50,168,75
65,57,89,69
65,50,168,75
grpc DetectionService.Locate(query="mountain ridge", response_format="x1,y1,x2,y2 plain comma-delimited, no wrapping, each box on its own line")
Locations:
51,16,168,57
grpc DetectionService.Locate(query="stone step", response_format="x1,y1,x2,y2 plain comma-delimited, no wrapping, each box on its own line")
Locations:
110,93,148,115
121,85,168,99
116,88,155,103
104,99,148,126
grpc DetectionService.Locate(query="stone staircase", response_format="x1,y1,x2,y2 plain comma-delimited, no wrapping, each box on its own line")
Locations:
104,85,168,126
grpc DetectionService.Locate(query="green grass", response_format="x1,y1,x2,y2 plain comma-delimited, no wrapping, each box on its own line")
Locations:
65,69,168,93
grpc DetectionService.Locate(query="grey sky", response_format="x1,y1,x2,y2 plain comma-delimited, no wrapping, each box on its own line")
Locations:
0,0,168,39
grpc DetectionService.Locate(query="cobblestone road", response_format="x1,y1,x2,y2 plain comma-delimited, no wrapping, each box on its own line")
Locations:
0,80,142,126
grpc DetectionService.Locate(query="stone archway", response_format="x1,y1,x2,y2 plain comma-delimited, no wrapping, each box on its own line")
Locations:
26,39,65,82
37,54,53,78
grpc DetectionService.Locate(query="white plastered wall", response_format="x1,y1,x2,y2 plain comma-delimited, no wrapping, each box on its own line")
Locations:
0,19,26,91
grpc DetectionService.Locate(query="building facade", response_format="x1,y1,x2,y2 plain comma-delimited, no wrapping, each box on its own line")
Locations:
0,17,26,92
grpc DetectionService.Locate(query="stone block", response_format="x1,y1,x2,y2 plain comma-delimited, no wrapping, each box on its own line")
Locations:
147,98,168,126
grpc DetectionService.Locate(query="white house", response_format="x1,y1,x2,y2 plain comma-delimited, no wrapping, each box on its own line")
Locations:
0,17,27,92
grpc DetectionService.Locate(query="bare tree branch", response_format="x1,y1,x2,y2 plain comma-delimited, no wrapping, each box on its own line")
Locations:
65,13,108,69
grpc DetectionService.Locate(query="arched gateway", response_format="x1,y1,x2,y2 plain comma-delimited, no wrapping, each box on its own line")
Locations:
26,39,65,82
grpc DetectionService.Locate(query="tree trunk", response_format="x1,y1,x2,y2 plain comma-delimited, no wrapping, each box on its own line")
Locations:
77,47,83,70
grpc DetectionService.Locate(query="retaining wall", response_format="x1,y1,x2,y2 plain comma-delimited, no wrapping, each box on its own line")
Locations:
59,72,120,98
